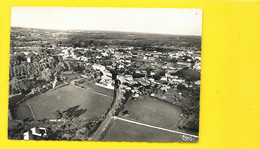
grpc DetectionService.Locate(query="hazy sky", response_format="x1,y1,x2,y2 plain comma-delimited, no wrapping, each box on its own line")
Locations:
11,7,202,36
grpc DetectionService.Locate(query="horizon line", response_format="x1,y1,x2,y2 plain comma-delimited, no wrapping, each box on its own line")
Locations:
11,26,202,37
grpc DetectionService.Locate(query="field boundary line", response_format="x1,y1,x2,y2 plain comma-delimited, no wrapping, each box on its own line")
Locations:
27,104,36,120
113,116,198,138
72,83,112,98
92,91,112,98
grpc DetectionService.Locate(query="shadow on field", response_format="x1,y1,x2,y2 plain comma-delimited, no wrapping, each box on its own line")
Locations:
63,105,87,118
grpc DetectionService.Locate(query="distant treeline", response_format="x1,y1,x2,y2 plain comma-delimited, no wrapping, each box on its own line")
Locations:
56,31,201,51
10,27,201,52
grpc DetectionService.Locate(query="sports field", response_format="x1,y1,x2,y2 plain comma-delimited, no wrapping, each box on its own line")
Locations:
11,104,34,120
23,84,113,121
102,118,197,142
119,97,182,130
77,80,114,97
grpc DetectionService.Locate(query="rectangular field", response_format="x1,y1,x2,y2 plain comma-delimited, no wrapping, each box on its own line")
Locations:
22,84,113,121
102,118,197,142
118,97,183,131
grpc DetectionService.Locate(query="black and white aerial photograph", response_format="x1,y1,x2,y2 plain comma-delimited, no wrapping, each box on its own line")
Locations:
8,7,202,142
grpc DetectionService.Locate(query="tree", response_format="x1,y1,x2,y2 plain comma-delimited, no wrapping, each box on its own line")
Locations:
177,84,187,91
52,110,63,119
41,68,52,81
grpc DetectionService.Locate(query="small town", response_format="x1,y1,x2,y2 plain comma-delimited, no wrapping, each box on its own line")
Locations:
8,27,201,142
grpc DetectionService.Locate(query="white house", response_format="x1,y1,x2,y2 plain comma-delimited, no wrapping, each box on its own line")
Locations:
24,127,47,140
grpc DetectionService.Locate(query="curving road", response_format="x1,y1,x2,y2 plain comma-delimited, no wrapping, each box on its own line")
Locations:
88,87,122,141
87,82,198,141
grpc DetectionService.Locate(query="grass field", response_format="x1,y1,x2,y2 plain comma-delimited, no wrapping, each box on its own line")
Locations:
102,119,188,142
11,104,34,120
78,81,114,98
22,84,113,121
176,68,200,81
118,97,182,130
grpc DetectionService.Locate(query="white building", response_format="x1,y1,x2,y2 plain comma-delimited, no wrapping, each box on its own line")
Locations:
27,57,31,63
24,127,47,140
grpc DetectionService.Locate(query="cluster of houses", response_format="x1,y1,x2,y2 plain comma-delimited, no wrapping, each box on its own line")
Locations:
36,45,201,98
92,63,114,90
92,47,200,98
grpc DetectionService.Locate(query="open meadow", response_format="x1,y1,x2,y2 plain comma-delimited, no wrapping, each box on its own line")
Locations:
20,84,113,121
118,97,182,130
102,118,197,142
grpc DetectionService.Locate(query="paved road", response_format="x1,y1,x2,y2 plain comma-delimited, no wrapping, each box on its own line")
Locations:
88,88,122,141
88,84,198,142
69,79,118,141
